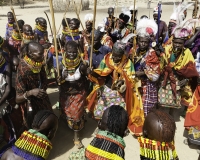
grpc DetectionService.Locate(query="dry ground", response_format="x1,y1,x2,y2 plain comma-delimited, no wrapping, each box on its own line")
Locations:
0,1,199,159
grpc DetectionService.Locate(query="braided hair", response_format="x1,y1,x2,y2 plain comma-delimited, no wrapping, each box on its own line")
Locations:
32,110,57,129
107,105,128,137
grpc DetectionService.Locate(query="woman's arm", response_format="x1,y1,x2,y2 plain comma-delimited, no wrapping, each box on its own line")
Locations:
0,63,11,106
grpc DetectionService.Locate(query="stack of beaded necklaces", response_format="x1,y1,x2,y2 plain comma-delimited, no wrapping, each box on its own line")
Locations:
35,24,47,32
62,27,69,35
138,136,179,160
23,55,43,73
12,129,52,160
85,130,126,160
23,33,35,44
12,30,22,41
66,29,80,41
62,53,81,72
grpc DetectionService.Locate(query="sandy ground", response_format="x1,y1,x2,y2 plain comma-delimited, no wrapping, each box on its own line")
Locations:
0,1,199,159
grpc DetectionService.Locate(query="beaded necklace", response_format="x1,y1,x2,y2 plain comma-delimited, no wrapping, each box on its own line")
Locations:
66,29,80,37
62,54,81,75
97,130,125,147
138,136,178,160
7,23,13,27
23,33,34,40
35,24,47,32
23,55,43,73
62,27,69,35
12,30,22,41
23,33,35,44
86,130,125,160
13,129,52,160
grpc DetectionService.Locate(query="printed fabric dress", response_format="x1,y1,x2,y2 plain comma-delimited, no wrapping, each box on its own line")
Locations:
60,61,88,131
87,53,144,135
15,59,52,127
134,48,160,116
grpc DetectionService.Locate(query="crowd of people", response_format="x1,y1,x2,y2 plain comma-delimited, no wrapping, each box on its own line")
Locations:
0,1,199,159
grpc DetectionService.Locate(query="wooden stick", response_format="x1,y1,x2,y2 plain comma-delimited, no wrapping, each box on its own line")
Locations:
73,0,85,30
57,4,69,34
48,0,60,81
64,16,86,64
10,6,23,38
90,0,97,68
132,0,136,62
44,11,53,36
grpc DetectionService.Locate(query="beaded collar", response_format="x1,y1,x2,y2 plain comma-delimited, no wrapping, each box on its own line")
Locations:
66,29,80,37
35,24,47,32
23,33,34,40
12,30,22,41
23,55,43,73
7,23,13,27
62,27,69,35
86,130,125,160
62,54,81,69
12,129,52,160
138,136,178,160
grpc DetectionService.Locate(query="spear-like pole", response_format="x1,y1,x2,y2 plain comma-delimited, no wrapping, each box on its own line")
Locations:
64,16,86,65
132,0,136,62
48,0,60,82
73,0,85,30
90,0,97,68
44,11,53,36
10,6,23,38
57,4,70,34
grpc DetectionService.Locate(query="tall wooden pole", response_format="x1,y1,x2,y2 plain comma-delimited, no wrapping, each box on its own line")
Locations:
132,0,136,62
10,7,23,38
90,0,97,68
48,0,60,81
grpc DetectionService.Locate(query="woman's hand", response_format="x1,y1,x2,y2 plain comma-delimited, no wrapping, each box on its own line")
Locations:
29,89,47,99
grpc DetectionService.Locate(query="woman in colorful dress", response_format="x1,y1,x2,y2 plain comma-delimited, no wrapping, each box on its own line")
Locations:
58,41,88,148
68,105,129,160
15,42,52,129
64,18,84,53
34,17,50,49
134,18,160,116
5,12,14,41
1,110,58,160
160,19,199,121
87,41,144,136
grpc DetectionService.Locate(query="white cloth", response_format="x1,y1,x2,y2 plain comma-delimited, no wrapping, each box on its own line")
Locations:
63,66,81,82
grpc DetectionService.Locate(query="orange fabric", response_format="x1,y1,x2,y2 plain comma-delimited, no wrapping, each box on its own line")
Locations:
87,53,144,135
184,85,200,129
